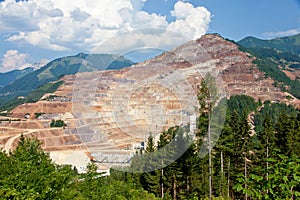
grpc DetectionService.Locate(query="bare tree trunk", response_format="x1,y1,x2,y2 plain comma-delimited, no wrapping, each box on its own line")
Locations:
173,174,177,200
227,158,230,199
187,175,189,194
221,151,224,196
266,139,269,194
208,107,212,200
161,166,164,199
245,154,247,200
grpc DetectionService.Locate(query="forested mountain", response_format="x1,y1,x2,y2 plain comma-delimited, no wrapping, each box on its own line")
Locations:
0,67,34,88
238,34,300,55
0,53,134,105
238,34,300,98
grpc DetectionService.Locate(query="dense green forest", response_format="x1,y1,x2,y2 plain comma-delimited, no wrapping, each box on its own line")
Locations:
0,94,299,199
0,68,34,89
0,81,64,112
125,95,300,199
238,34,300,99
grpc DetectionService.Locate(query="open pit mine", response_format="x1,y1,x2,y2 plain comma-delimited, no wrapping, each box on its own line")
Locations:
0,34,298,173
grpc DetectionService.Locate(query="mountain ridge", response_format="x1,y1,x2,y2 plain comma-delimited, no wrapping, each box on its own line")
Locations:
238,33,300,99
0,53,134,105
238,33,300,55
0,67,34,88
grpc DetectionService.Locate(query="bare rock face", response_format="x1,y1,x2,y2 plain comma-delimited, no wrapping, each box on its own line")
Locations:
2,34,296,170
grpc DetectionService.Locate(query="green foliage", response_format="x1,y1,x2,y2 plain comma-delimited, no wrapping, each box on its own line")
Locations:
0,136,159,199
0,135,75,199
234,153,300,199
132,96,300,200
238,34,300,99
1,92,299,199
0,68,34,88
50,119,67,128
253,58,300,98
0,54,134,106
289,63,300,69
77,163,158,200
238,34,300,55
34,112,45,118
254,101,298,132
275,113,300,157
0,81,64,112
227,95,259,116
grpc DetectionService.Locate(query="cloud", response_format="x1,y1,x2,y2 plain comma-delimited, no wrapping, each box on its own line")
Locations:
0,0,211,53
0,50,31,72
263,28,300,38
169,1,211,39
0,50,49,73
31,58,50,70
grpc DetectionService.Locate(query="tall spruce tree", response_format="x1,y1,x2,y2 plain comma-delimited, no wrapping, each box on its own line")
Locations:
275,113,291,153
213,111,236,198
140,134,161,196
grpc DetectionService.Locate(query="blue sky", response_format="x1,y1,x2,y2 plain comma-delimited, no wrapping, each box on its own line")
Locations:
0,0,299,72
144,0,300,40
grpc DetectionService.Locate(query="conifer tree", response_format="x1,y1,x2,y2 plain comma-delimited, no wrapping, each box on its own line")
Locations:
213,111,235,198
286,115,300,156
140,134,161,196
275,113,290,153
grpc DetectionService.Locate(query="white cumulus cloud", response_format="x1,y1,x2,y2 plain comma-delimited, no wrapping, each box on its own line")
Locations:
169,1,211,39
0,50,49,73
0,0,211,54
0,50,31,73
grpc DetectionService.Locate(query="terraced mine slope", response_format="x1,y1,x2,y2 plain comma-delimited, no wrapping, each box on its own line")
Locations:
1,34,299,172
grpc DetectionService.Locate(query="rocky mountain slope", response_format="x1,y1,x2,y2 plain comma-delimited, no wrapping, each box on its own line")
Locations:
1,33,299,171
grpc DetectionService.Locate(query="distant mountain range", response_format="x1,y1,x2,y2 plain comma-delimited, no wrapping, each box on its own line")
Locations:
4,32,299,155
1,33,300,111
238,34,300,55
0,67,34,88
238,34,300,98
0,53,134,105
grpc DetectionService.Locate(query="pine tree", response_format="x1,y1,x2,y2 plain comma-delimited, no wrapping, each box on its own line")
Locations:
1,136,75,199
286,115,300,156
230,111,253,199
140,134,161,197
197,73,219,200
275,113,290,153
254,116,277,196
213,111,236,198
